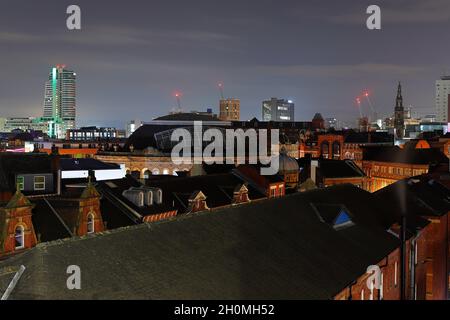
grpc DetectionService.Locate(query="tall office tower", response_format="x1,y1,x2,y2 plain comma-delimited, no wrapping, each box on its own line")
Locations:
262,98,295,121
435,75,450,123
219,98,240,121
42,65,76,138
394,82,405,140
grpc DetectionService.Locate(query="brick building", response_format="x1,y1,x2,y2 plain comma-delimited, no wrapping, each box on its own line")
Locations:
361,146,448,192
0,184,401,299
375,176,450,300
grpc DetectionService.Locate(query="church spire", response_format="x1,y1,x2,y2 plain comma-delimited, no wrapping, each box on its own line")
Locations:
397,81,402,98
394,82,405,140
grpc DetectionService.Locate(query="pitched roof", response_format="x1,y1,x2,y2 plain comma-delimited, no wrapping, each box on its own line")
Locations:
0,184,399,300
362,146,448,165
297,158,366,179
31,199,72,242
0,153,53,192
143,173,266,212
344,131,393,144
373,176,450,234
59,158,121,171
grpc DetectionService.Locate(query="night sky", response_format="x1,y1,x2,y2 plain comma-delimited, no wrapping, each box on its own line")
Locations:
1,0,449,128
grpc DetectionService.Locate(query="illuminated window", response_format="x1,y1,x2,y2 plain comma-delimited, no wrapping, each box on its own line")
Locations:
16,176,24,190
270,187,277,198
15,226,25,249
360,289,365,300
34,176,45,191
369,280,374,300
87,213,95,234
394,262,398,286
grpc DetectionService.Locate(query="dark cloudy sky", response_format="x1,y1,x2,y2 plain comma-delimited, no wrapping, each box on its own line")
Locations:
1,0,449,128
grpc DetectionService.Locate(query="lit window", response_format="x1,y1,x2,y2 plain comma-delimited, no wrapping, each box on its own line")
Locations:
360,289,365,300
15,226,25,249
16,176,24,190
414,243,418,265
270,187,277,198
380,273,384,300
394,262,398,286
87,213,95,234
369,280,374,300
34,176,45,191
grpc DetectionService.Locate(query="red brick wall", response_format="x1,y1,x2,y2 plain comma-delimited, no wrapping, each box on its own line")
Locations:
77,197,104,236
334,249,401,300
422,215,449,300
1,206,37,257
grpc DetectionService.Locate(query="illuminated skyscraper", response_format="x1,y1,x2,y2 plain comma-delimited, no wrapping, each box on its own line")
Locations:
42,65,76,138
435,75,450,123
262,98,294,121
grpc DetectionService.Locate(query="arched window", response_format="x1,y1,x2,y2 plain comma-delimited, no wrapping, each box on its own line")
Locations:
131,170,140,179
152,168,160,175
321,141,329,159
143,169,151,179
15,225,25,249
163,169,169,175
87,213,95,234
332,141,341,159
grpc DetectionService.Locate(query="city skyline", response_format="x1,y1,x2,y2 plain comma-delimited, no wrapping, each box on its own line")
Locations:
1,0,450,128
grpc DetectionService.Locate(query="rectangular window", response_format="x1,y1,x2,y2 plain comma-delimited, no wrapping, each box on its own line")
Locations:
415,243,418,265
16,176,24,190
270,187,276,198
34,176,45,191
394,262,398,286
369,280,374,300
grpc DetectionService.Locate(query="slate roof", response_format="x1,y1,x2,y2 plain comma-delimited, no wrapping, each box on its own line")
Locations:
362,146,448,165
143,173,266,212
297,158,366,179
31,199,72,242
0,184,399,300
344,131,393,144
59,158,121,171
374,176,450,233
0,153,54,192
96,177,174,219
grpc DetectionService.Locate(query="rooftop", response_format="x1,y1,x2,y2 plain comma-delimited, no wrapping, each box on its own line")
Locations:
0,184,399,300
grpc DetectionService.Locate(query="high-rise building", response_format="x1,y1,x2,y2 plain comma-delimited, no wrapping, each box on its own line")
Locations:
262,98,294,121
126,119,143,138
219,98,240,121
42,65,76,138
394,82,405,140
435,75,450,123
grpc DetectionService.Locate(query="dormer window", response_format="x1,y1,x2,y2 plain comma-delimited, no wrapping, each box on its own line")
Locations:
311,203,354,230
15,225,25,249
87,213,95,234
